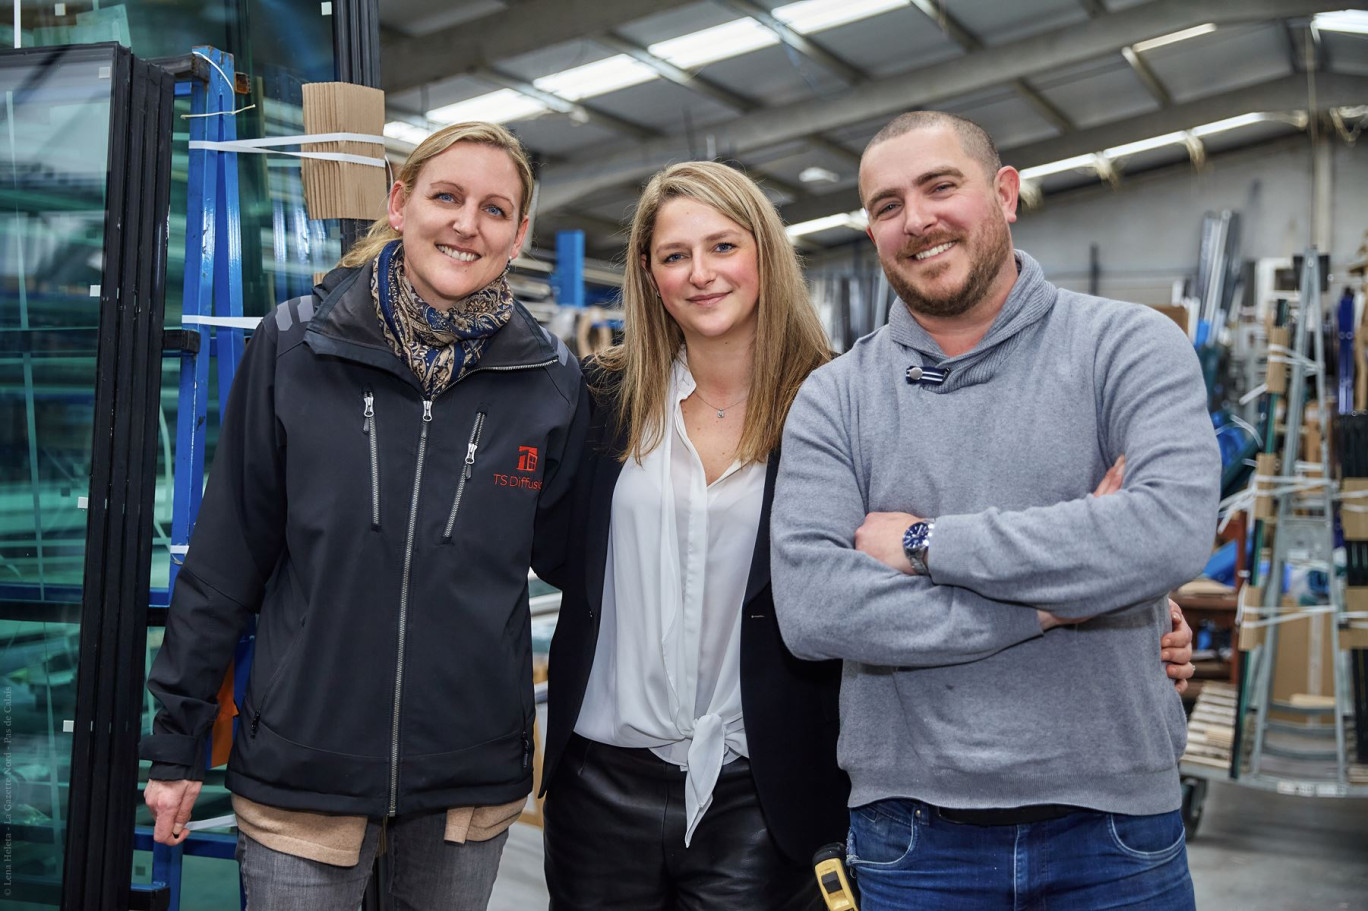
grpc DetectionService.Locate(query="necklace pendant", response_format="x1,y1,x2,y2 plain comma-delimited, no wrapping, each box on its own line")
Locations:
716,408,726,419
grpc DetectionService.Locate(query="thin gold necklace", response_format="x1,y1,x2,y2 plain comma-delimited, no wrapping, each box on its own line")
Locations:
691,388,748,419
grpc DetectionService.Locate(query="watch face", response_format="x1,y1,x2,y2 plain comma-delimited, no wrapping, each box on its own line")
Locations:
903,521,930,552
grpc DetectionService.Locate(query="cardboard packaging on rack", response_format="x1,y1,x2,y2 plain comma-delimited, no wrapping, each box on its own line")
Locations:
301,82,387,221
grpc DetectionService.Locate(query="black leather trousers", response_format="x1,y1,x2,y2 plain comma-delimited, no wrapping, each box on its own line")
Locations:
544,734,823,911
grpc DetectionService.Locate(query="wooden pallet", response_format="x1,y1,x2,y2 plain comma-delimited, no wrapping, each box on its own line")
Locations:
1182,682,1239,768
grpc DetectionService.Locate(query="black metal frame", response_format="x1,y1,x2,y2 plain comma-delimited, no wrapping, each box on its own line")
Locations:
332,0,381,257
332,0,379,88
6,41,180,911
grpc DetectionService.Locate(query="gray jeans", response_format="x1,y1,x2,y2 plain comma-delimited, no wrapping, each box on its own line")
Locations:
235,809,509,911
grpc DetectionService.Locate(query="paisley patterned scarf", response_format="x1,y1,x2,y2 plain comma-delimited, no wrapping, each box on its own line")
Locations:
371,239,514,397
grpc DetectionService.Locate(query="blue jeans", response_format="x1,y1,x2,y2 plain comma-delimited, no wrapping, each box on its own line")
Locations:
236,809,508,911
847,800,1195,910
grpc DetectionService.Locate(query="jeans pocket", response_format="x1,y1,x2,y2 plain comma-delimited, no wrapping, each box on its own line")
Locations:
1106,810,1187,861
847,801,917,869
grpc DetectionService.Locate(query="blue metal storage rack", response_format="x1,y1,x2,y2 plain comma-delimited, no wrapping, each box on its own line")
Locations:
134,46,253,911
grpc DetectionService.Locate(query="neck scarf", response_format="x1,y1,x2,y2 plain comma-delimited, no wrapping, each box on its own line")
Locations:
371,239,514,397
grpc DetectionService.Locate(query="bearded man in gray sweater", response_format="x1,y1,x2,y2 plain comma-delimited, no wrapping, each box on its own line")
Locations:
771,111,1220,910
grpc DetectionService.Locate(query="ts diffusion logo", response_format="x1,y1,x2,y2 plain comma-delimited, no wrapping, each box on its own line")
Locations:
495,446,542,490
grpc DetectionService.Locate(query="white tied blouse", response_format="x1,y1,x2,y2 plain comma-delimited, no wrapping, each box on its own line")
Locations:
574,356,766,846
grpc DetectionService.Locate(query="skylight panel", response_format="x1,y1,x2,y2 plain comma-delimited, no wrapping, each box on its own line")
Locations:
773,0,907,34
426,89,548,126
650,18,779,69
534,55,657,101
407,0,905,132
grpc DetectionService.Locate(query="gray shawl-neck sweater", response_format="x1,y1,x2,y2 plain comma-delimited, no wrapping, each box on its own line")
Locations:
772,251,1220,815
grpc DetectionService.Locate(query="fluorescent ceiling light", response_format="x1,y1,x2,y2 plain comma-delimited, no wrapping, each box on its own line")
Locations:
789,107,1304,238
384,121,430,146
534,54,657,100
1103,131,1189,158
1189,112,1272,136
427,88,548,126
1313,10,1368,35
1017,153,1101,181
786,210,866,238
774,0,907,33
650,18,779,69
1012,110,1302,183
799,165,841,184
392,2,910,129
1131,22,1216,53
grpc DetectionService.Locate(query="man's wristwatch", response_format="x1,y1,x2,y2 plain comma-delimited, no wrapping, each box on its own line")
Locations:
902,520,935,575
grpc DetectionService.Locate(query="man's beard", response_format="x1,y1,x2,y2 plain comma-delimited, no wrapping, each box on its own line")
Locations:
883,217,1012,319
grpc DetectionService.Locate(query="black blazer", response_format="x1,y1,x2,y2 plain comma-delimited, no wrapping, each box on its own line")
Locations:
539,376,849,866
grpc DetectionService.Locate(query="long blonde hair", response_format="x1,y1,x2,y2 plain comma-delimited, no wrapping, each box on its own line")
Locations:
339,121,535,268
598,161,831,464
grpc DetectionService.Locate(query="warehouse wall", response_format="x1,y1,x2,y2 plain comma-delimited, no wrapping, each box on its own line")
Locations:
1009,135,1367,305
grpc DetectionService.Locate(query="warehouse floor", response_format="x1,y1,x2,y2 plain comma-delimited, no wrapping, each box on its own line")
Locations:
1184,780,1368,910
488,781,1368,910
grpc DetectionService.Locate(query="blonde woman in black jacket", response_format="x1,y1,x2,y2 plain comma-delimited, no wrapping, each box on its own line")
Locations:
141,122,587,910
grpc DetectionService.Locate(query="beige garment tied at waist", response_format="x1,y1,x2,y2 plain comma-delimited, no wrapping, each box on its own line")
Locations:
232,794,527,867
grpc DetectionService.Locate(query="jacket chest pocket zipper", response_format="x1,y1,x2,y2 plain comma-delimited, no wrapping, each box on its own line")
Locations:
363,390,380,529
443,411,486,541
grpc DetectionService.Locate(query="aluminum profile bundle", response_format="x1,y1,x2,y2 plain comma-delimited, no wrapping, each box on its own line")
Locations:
1193,209,1242,347
811,268,896,352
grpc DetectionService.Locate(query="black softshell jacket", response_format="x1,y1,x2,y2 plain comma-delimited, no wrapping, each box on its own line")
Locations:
141,261,587,816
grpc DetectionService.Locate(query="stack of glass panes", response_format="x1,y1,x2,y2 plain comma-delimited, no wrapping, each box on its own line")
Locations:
1,42,173,910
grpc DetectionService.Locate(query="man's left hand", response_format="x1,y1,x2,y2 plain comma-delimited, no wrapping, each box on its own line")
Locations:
1164,600,1196,694
856,512,922,574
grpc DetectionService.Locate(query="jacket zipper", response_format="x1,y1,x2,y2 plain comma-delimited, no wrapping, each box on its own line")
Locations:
459,357,556,379
363,390,380,529
383,358,555,814
389,397,432,815
443,412,486,541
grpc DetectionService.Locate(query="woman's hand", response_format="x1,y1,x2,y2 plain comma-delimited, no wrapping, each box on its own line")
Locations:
145,778,203,845
1163,601,1195,694
1092,455,1125,497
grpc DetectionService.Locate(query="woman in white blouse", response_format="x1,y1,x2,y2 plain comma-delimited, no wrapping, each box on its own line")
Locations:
539,161,842,909
536,161,1196,910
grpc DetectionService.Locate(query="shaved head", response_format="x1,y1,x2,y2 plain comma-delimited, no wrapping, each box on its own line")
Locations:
864,111,1000,178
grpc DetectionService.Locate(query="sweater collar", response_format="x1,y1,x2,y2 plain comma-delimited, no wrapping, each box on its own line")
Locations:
885,250,1056,392
888,250,1055,361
